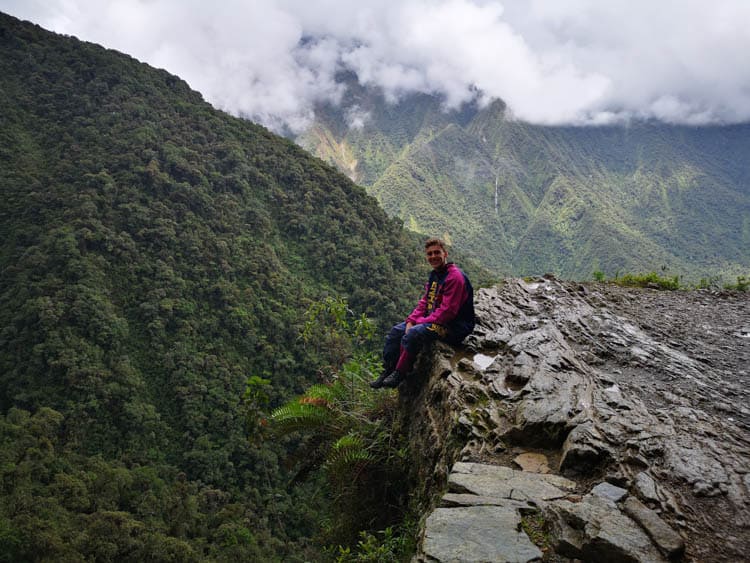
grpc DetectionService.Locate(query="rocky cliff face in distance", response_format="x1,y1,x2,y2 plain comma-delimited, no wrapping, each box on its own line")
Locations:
398,277,749,562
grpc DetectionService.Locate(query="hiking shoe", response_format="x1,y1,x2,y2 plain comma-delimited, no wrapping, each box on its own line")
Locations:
369,370,390,389
381,370,404,388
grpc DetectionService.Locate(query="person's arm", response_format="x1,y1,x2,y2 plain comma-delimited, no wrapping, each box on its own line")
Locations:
418,270,467,326
405,283,429,324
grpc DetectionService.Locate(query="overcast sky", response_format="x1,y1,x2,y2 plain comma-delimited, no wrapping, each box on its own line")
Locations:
3,0,750,132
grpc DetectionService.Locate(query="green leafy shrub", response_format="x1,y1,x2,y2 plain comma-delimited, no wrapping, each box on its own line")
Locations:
724,275,749,291
333,526,415,562
613,271,681,290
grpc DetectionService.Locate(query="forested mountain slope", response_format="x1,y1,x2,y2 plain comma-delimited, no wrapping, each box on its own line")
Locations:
0,13,425,560
299,80,750,281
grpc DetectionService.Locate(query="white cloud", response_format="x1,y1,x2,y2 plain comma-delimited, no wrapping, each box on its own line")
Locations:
3,0,750,130
345,105,371,129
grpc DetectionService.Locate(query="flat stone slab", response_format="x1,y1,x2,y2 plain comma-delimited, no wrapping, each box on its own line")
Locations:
634,472,659,502
449,461,576,502
440,493,530,509
419,463,578,561
422,505,543,563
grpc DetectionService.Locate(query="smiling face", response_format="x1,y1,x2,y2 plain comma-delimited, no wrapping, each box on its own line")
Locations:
425,243,448,270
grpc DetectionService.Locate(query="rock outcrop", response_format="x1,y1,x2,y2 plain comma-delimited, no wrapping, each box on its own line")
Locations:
399,277,749,562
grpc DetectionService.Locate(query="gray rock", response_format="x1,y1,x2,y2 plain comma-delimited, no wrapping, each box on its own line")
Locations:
553,516,586,558
449,462,576,502
422,506,543,563
663,443,729,496
547,495,667,562
440,492,529,509
507,350,537,384
591,482,628,503
404,279,750,563
634,472,659,503
623,497,685,558
560,421,613,472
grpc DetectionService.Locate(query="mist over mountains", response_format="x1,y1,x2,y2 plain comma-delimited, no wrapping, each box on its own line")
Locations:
5,1,750,131
298,79,750,281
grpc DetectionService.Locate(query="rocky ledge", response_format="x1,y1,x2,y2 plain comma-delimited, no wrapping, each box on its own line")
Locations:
398,276,749,562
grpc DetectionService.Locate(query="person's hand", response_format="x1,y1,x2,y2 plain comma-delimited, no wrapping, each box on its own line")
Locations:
405,322,414,333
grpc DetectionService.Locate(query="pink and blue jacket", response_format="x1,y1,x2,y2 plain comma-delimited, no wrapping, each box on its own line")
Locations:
406,263,475,341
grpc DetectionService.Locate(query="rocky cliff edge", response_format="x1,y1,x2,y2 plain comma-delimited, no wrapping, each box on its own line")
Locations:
398,276,749,562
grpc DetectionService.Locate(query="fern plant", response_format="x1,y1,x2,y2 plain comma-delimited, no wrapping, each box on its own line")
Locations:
325,434,374,484
267,298,411,551
269,350,399,482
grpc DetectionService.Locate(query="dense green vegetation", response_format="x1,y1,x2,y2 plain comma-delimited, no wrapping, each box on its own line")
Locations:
592,270,749,291
269,297,417,560
300,81,750,283
611,271,681,290
725,275,749,291
0,13,434,560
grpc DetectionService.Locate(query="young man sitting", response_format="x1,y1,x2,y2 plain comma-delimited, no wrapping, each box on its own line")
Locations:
371,238,475,389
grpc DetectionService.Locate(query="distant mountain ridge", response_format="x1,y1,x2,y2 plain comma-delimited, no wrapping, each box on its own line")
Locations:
298,78,750,281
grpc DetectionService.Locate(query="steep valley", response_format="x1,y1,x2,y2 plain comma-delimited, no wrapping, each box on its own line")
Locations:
300,88,750,283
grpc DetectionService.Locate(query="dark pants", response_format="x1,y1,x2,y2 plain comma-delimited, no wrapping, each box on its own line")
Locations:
383,321,446,374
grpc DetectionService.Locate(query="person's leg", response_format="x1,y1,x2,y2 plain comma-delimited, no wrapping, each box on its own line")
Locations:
371,322,406,388
382,323,442,387
383,322,407,372
397,323,441,372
